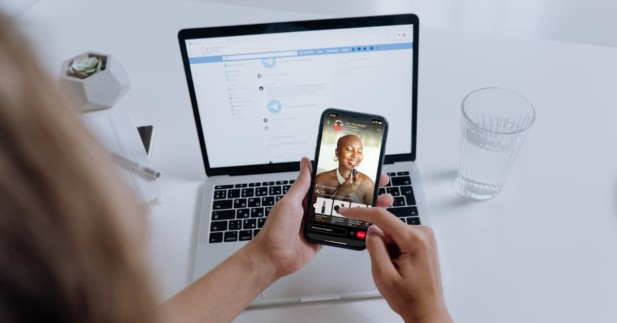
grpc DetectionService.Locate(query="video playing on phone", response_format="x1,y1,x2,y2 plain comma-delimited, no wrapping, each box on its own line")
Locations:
305,109,387,249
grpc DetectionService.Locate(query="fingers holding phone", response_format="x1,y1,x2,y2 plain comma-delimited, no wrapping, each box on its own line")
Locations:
250,157,320,278
350,168,358,182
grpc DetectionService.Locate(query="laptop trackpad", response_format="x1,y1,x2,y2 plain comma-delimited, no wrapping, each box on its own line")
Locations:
261,246,377,301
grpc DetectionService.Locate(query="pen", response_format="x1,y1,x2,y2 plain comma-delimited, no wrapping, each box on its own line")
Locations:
111,152,161,180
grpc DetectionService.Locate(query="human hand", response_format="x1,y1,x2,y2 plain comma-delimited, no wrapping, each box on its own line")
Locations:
248,157,320,278
336,170,379,205
249,159,393,279
335,175,360,198
346,169,358,185
163,165,397,323
337,208,452,323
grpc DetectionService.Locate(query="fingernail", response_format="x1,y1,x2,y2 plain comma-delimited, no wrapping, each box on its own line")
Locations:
298,157,310,176
367,225,378,234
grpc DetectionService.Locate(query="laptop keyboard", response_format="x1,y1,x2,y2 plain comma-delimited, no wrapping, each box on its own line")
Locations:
382,171,422,225
209,180,293,243
208,171,420,243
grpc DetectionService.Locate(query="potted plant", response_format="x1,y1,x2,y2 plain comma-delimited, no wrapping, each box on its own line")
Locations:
59,52,130,112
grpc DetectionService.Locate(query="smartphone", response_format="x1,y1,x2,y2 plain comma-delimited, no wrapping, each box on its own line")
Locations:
303,108,388,250
137,125,154,155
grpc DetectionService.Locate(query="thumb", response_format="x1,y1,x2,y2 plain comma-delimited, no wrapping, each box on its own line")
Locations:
347,173,355,184
285,157,312,201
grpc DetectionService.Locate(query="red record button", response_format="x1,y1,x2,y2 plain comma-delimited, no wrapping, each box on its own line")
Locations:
356,231,366,239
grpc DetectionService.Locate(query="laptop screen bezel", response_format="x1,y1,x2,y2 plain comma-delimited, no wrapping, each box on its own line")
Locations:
178,14,419,177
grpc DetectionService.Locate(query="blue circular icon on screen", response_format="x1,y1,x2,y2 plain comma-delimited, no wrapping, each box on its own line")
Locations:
261,57,277,68
267,99,282,113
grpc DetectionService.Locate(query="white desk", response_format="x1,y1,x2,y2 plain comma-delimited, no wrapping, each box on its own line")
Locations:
19,1,617,322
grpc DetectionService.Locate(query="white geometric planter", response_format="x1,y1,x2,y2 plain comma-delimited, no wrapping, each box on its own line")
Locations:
59,52,130,112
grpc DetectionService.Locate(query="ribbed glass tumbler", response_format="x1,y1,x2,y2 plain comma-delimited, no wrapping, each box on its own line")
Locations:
455,87,536,200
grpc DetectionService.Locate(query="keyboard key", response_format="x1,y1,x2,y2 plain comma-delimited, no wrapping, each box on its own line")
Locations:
254,229,261,237
392,176,412,186
265,206,272,216
269,186,282,195
393,197,406,207
251,207,265,218
209,232,223,243
248,198,261,207
210,221,228,232
406,217,421,225
243,219,257,229
213,200,232,210
229,220,242,230
236,208,250,219
257,218,266,228
241,188,254,197
213,190,226,200
387,172,396,177
401,186,416,205
235,183,247,188
275,195,283,202
224,231,238,242
248,182,257,187
262,196,275,206
212,210,235,220
239,230,253,241
387,206,419,218
214,185,233,189
283,185,291,194
256,187,269,196
400,185,413,195
386,187,401,196
228,189,240,198
233,198,247,208
397,171,410,176
378,188,386,195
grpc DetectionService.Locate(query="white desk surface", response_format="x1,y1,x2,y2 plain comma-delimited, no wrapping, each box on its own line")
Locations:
19,1,617,322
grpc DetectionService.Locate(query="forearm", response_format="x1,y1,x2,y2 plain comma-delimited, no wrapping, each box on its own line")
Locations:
161,242,277,323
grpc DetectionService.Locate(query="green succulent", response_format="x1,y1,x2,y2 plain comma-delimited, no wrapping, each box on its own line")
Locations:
67,54,105,79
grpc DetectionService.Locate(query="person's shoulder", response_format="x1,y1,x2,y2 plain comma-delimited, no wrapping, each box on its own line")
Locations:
358,172,375,185
315,169,336,184
316,169,336,178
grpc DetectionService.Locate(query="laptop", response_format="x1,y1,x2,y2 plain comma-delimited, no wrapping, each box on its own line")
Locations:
178,13,428,306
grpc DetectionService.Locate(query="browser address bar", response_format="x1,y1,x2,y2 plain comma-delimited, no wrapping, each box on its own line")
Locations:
223,50,298,61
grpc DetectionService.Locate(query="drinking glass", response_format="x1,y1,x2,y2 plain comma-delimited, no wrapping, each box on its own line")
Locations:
454,87,536,200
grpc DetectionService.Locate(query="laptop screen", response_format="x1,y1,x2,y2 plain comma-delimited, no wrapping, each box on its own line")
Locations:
179,14,418,175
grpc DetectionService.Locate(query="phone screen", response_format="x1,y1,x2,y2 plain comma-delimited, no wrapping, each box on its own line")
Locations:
304,109,388,249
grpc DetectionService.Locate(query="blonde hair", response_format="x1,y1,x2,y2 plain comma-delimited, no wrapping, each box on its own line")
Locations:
0,13,158,323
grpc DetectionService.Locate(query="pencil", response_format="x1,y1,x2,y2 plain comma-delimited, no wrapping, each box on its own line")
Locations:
111,152,161,180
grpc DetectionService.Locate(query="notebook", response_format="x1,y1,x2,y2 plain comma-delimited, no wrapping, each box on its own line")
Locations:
178,13,428,306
